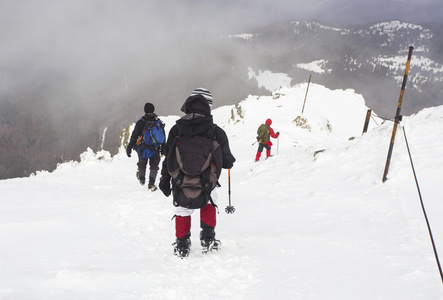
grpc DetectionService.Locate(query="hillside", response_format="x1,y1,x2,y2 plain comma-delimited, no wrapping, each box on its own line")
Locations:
2,19,443,180
1,84,442,299
229,20,443,116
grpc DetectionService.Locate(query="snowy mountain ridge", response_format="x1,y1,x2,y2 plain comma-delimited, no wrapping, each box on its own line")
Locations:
358,21,432,51
233,20,433,53
227,20,443,116
2,83,443,299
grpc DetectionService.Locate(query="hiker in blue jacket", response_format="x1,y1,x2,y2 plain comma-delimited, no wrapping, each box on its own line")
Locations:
126,102,165,191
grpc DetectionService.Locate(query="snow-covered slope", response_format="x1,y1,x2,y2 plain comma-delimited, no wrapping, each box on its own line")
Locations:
1,84,443,299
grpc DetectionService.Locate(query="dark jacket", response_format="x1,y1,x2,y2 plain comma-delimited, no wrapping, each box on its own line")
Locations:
128,113,165,152
160,97,235,181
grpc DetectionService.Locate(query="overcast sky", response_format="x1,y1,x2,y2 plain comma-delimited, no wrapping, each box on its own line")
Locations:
1,0,441,99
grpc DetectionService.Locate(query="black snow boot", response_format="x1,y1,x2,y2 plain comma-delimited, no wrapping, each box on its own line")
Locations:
173,233,191,258
200,226,220,253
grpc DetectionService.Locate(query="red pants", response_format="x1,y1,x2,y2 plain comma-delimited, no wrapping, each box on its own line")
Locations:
175,203,216,238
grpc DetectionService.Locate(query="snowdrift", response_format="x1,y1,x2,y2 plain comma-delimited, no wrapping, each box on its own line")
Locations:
1,83,442,299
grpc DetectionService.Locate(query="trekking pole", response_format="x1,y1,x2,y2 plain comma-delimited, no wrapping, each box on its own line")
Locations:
402,126,443,284
252,140,258,146
225,169,235,214
301,74,311,114
277,136,279,154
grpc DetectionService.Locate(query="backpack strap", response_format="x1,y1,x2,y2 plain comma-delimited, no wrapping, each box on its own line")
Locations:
203,124,220,210
199,167,218,209
138,119,163,150
206,124,217,141
135,127,149,147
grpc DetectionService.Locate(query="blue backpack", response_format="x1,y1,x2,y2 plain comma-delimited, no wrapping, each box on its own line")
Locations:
135,119,165,159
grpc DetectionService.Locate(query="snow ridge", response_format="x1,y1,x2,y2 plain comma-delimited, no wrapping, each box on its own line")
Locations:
1,84,443,299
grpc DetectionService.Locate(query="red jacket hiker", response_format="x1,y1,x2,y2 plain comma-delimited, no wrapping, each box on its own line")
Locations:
255,118,279,161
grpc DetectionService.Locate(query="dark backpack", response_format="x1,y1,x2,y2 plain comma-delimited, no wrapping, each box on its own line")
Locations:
135,119,165,159
167,125,222,209
257,124,270,143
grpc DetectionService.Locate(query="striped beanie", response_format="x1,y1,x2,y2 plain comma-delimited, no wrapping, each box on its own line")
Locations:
190,88,213,108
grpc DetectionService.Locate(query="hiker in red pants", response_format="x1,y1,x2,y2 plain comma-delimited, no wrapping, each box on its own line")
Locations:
159,88,236,258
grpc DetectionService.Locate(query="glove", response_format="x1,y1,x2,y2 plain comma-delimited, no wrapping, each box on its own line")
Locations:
126,145,132,158
159,177,171,197
277,132,280,137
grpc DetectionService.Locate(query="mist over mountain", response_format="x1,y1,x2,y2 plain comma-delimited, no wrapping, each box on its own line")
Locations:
1,16,442,179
